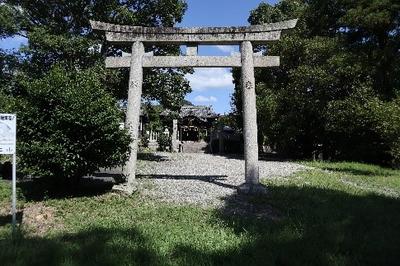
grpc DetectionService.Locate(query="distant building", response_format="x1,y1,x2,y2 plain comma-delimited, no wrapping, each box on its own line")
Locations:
119,102,221,152
176,105,218,141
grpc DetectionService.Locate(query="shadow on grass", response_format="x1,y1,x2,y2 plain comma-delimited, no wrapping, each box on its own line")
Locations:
0,227,163,266
15,152,167,202
178,186,400,265
304,161,398,177
3,184,400,265
18,176,115,202
319,166,395,177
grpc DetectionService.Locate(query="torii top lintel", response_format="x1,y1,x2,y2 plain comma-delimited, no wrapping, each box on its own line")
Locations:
90,19,297,44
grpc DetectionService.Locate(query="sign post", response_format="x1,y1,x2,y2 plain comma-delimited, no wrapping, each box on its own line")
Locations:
0,114,17,233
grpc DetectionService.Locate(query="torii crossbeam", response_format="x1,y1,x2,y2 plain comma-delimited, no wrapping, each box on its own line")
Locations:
90,19,297,194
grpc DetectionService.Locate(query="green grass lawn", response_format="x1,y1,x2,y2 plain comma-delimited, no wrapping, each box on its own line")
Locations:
0,161,399,266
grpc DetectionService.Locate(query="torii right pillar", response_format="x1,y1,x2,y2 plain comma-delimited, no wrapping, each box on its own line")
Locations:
237,41,266,195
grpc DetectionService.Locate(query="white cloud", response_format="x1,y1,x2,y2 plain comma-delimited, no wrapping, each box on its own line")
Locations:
215,45,240,56
194,95,218,103
215,45,237,54
185,68,233,91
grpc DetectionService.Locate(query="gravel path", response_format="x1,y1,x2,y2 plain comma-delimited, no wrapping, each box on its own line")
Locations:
136,152,306,207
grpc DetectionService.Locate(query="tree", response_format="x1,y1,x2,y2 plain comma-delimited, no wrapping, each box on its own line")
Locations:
232,0,400,166
2,0,192,109
0,0,192,180
3,66,131,181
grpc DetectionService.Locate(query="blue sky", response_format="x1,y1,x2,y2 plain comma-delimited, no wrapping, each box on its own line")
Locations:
0,0,279,114
180,0,278,113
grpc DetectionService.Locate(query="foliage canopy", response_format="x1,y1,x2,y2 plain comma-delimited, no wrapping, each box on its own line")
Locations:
0,0,190,179
232,0,400,166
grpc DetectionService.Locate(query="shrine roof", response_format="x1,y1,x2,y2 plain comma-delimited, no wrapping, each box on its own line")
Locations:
161,105,218,120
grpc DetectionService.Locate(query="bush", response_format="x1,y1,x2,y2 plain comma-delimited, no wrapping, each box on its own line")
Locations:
140,133,150,149
326,89,400,167
6,66,131,180
157,132,171,152
374,98,400,167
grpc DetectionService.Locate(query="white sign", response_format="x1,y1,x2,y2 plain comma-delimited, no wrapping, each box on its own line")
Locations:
0,114,16,155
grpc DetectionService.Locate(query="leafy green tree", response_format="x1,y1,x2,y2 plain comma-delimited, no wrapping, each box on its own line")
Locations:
157,133,171,152
1,0,191,108
232,0,400,165
0,0,191,180
142,103,165,132
5,66,131,181
326,87,400,166
0,3,25,38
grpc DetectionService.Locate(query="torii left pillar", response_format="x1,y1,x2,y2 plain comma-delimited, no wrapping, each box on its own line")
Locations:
113,41,144,194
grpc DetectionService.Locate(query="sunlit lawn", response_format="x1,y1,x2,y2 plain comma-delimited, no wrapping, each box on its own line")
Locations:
0,161,399,265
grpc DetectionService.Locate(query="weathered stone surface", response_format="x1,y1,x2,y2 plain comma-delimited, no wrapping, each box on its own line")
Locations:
171,119,179,153
105,55,280,68
105,31,281,44
90,19,298,34
112,182,138,195
144,55,280,68
123,41,144,187
105,57,131,68
240,41,260,186
91,19,299,44
237,183,267,195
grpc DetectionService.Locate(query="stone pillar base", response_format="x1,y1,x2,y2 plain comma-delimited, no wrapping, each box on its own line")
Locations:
171,140,179,153
237,183,267,195
112,182,138,195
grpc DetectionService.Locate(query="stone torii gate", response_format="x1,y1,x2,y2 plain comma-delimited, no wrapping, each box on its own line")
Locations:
90,19,297,194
